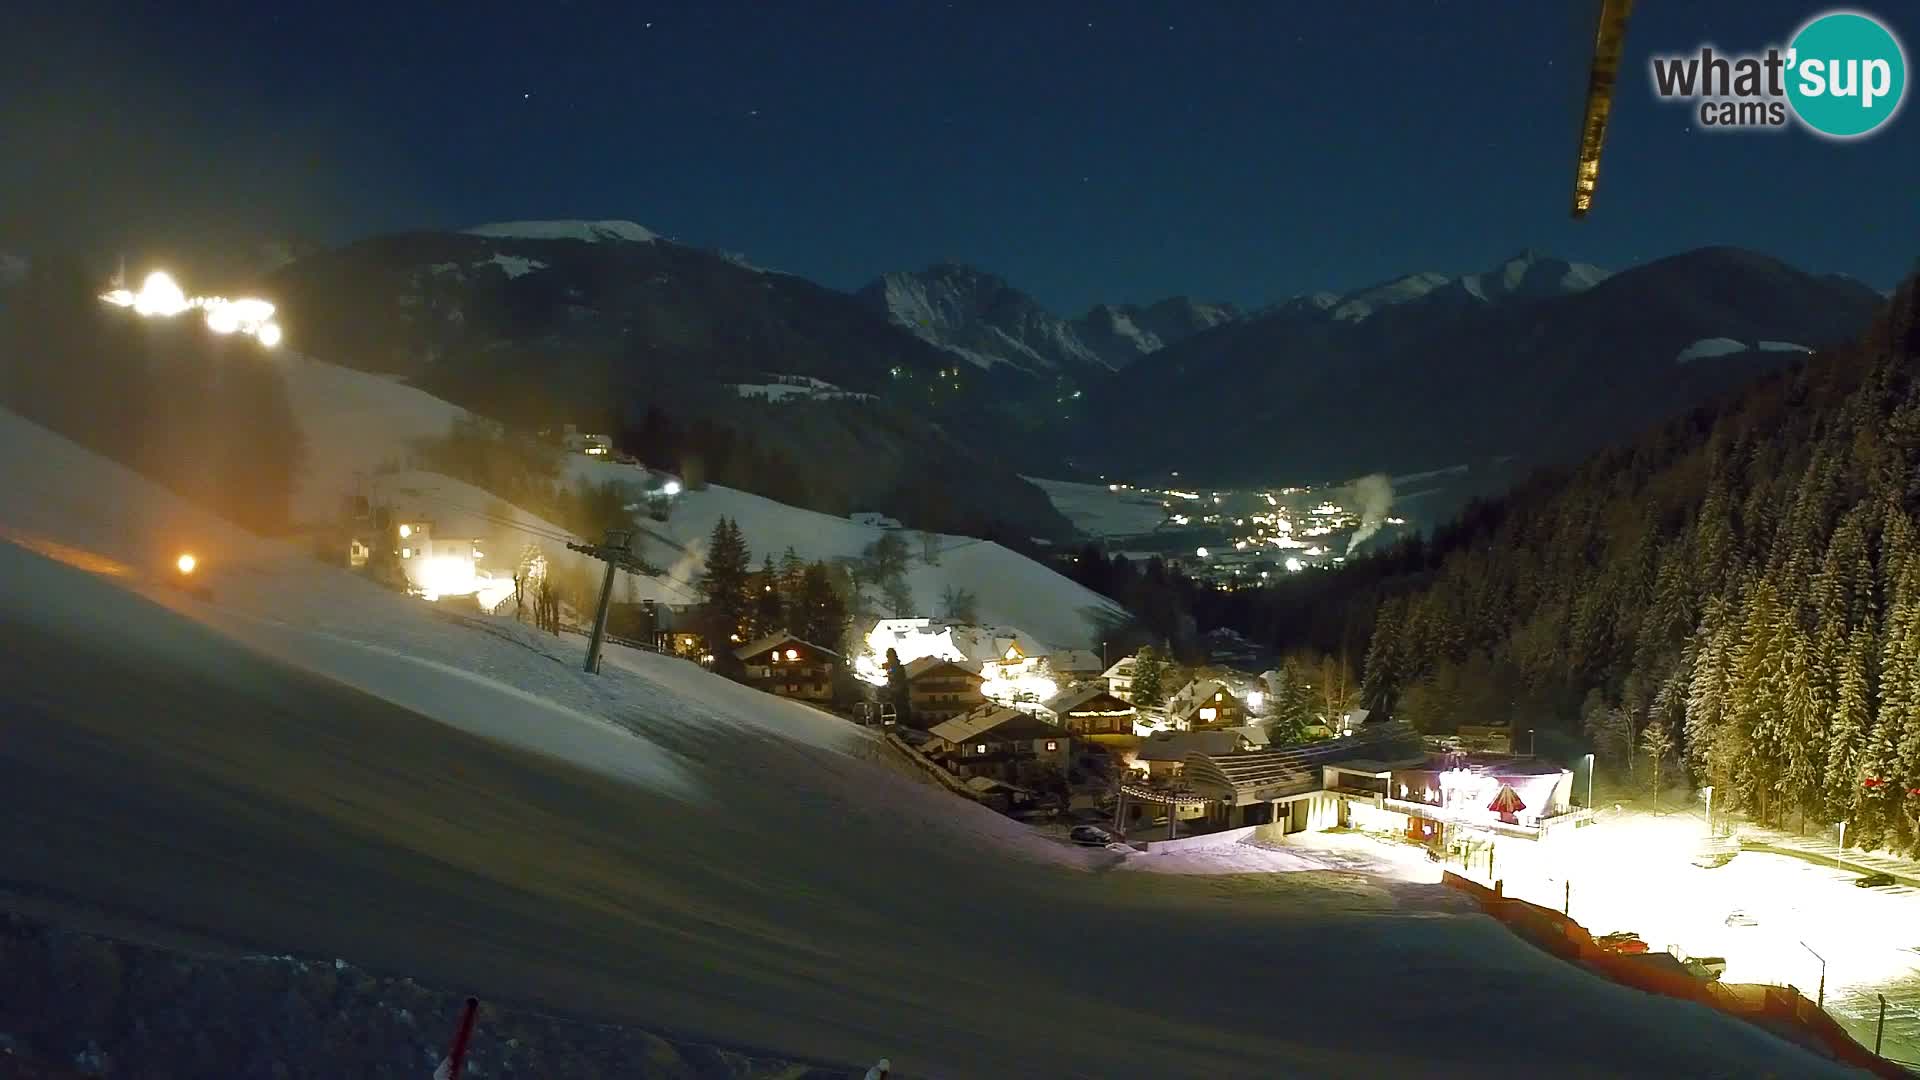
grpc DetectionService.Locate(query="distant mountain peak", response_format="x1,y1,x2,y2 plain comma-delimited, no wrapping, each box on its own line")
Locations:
464,220,658,244
859,266,1241,375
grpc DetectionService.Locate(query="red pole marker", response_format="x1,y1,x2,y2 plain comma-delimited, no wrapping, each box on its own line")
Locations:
439,997,479,1079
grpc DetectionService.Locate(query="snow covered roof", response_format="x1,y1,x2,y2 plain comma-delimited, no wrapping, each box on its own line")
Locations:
1133,730,1243,762
1049,648,1103,673
1223,725,1270,748
734,631,842,662
463,219,658,244
903,655,982,681
1165,679,1235,717
929,707,1041,745
1100,657,1137,680
1042,685,1134,716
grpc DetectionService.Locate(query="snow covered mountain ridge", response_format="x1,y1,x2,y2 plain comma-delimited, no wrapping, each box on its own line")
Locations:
1292,250,1612,324
858,262,1240,376
464,219,658,244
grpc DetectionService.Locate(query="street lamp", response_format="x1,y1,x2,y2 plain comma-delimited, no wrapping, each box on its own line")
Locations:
1701,785,1714,836
1583,753,1595,810
1836,821,1848,871
1800,940,1826,1010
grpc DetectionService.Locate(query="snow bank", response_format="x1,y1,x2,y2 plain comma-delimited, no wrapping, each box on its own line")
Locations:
464,220,658,244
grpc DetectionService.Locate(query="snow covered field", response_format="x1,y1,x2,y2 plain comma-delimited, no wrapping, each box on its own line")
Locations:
1024,476,1168,539
277,353,1123,648
0,404,1863,1077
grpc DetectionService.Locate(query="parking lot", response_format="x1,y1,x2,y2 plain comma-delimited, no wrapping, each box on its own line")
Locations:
1451,806,1920,1064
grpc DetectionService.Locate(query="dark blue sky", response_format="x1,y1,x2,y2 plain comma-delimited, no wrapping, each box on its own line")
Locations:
3,1,1913,312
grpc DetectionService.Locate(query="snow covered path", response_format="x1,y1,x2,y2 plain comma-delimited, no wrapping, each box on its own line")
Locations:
0,408,1864,1077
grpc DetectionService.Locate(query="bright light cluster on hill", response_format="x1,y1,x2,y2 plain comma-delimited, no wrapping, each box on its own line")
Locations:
855,622,965,685
102,271,284,347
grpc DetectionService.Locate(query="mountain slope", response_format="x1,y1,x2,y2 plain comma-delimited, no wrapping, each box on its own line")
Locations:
1347,274,1920,849
1071,296,1240,368
0,403,1856,1078
1086,248,1884,484
262,227,1071,539
858,263,1238,376
270,354,1114,643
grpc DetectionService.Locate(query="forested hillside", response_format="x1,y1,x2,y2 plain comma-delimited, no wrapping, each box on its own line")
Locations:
1352,275,1920,854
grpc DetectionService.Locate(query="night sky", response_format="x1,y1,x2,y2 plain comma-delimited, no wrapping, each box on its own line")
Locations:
4,1,1913,311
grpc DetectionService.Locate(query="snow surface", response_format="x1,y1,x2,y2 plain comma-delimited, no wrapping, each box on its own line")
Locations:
1760,340,1812,353
0,409,694,800
567,462,1126,649
731,378,874,403
0,403,1863,1078
275,354,1120,648
464,219,658,244
1024,476,1168,539
1674,337,1752,364
487,253,547,278
871,268,1111,374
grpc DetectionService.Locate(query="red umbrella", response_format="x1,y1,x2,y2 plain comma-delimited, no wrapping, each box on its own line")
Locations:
1488,785,1527,824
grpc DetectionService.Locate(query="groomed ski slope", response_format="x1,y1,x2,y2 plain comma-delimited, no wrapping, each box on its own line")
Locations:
279,353,1124,648
0,406,1856,1078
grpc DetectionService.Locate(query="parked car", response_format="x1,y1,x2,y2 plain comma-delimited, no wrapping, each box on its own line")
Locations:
1680,955,1727,980
1724,911,1758,927
1857,872,1897,889
1070,824,1114,846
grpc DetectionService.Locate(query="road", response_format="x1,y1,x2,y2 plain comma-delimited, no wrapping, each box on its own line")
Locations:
0,540,1860,1078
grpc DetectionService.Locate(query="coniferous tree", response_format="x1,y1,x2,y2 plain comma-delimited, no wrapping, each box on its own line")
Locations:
750,554,785,639
1641,672,1680,798
1824,625,1872,825
1728,581,1790,820
1778,630,1825,828
798,561,849,654
699,517,752,652
1131,645,1168,708
779,546,807,615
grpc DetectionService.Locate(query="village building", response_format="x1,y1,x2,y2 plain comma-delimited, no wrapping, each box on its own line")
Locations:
1128,730,1253,782
1099,657,1138,701
1047,649,1106,680
1040,686,1138,743
925,706,1072,782
734,632,841,703
1164,679,1243,730
558,424,613,457
904,656,987,726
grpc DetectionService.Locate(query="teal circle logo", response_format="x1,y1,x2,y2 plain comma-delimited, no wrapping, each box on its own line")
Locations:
1787,11,1907,138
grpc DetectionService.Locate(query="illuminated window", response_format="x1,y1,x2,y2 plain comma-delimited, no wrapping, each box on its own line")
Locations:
1214,692,1223,701
785,648,799,661
401,547,413,559
1199,707,1218,722
1045,740,1058,751
398,524,413,539
976,744,988,755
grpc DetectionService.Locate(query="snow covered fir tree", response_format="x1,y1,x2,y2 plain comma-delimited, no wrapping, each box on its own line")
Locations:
1350,274,1920,855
